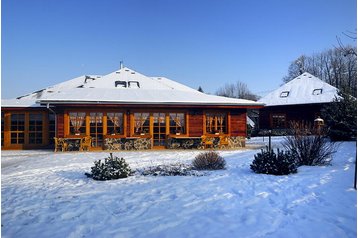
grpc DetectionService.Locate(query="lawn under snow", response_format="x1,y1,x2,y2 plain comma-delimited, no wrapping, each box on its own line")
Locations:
1,137,357,238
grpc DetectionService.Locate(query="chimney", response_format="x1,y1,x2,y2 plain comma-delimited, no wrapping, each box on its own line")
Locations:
120,61,124,69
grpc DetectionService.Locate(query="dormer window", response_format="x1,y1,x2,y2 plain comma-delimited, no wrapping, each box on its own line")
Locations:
313,88,323,95
115,81,127,88
280,91,290,98
128,81,140,88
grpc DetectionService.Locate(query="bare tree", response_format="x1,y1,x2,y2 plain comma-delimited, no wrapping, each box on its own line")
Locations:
282,46,357,97
336,30,357,57
216,81,259,101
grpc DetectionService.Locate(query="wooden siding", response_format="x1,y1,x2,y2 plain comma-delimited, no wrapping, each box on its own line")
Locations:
188,110,204,137
2,105,252,150
57,114,65,137
230,110,247,136
259,104,327,129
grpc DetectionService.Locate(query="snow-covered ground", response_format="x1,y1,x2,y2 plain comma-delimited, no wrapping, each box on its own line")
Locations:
1,137,357,238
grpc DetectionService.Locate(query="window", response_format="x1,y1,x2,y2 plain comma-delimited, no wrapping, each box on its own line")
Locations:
169,113,186,134
10,114,25,144
107,112,124,135
69,112,86,135
128,81,140,88
133,113,150,135
272,114,286,128
115,81,127,88
313,88,323,95
29,114,43,144
90,112,103,147
280,91,290,97
206,113,227,134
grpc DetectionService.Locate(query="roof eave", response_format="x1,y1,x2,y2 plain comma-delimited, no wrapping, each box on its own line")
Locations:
38,99,265,108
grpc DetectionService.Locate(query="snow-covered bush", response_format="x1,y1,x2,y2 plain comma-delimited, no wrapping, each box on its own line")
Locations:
250,148,297,175
138,163,203,176
86,153,132,180
192,151,226,170
283,122,337,166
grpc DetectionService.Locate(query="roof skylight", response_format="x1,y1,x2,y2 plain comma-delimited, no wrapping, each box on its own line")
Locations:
128,81,140,88
115,81,127,88
312,88,323,95
280,91,290,98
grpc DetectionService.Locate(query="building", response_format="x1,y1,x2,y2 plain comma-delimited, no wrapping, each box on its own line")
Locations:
258,72,339,131
2,66,264,150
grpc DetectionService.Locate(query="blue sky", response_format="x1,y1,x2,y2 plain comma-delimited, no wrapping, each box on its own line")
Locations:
2,0,357,99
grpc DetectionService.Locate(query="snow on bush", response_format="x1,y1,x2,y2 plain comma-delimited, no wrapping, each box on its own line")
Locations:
283,122,337,166
250,147,298,175
192,151,226,170
137,163,204,176
85,153,132,180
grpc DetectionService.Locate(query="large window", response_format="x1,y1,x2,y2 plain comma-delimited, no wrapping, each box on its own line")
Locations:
69,112,86,135
169,113,186,134
206,113,227,134
90,112,103,147
10,114,25,144
272,114,286,128
107,112,124,135
29,114,43,144
133,113,150,135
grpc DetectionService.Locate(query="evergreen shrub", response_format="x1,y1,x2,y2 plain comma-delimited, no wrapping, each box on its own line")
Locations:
192,151,226,170
86,153,132,180
250,147,297,175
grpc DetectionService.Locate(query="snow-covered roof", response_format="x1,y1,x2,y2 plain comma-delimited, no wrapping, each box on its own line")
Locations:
247,116,255,127
258,72,338,106
2,67,263,107
1,75,101,107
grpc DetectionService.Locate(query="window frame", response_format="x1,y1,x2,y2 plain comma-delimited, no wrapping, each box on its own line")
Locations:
204,112,228,135
271,113,287,129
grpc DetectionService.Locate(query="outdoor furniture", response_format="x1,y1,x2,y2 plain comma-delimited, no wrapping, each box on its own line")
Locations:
201,135,214,149
80,136,92,151
219,135,229,149
54,137,68,152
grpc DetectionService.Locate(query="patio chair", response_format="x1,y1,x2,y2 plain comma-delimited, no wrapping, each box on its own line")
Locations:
54,137,68,152
201,135,214,149
80,136,92,151
219,135,229,149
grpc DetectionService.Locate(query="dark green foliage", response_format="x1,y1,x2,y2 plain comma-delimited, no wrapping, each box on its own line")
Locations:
86,153,132,180
250,148,298,175
322,90,357,141
283,122,336,166
192,151,226,170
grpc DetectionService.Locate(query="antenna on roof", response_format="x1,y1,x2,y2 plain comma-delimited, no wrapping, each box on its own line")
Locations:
120,61,124,69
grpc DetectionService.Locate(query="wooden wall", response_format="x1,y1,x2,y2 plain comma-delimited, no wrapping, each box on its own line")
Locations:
2,106,251,149
57,114,65,138
259,104,326,129
230,109,247,136
188,110,204,137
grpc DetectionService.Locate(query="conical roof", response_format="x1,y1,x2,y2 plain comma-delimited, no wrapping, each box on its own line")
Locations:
258,72,338,106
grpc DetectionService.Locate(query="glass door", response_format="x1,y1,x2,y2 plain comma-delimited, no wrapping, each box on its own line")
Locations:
89,112,103,148
153,113,166,147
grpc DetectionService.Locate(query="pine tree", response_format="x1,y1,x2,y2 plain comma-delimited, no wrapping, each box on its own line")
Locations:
322,90,357,141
